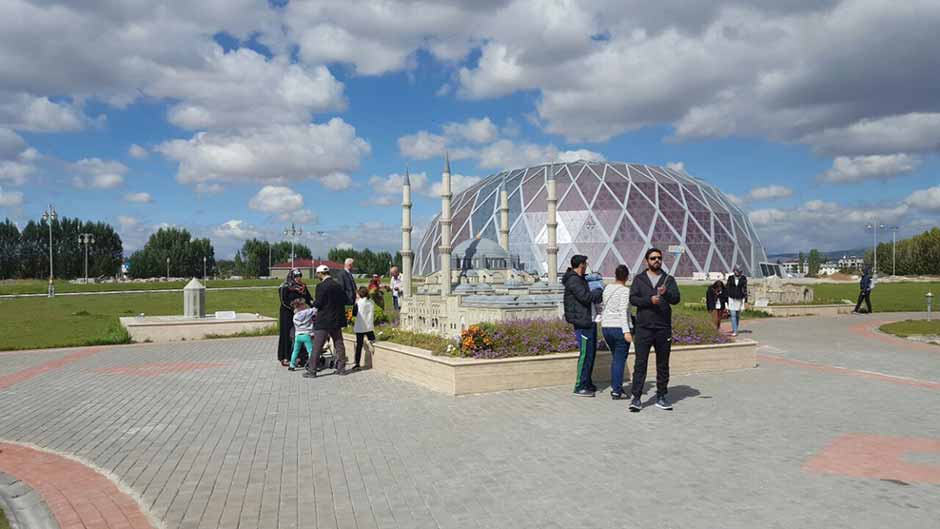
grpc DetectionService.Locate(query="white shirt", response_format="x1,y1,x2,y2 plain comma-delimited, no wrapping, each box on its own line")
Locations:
353,298,375,333
601,283,633,333
390,275,402,298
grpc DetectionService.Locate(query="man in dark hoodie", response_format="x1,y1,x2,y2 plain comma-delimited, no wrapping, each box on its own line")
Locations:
853,267,873,314
563,254,604,397
628,248,681,411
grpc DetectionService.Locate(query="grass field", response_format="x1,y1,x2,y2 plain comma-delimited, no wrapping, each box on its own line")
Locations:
0,276,388,296
1,281,936,352
879,319,940,337
0,507,9,529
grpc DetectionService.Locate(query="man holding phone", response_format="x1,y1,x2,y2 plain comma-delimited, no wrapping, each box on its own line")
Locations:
628,248,681,411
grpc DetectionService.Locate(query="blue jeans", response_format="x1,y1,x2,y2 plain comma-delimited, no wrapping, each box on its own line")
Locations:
730,311,740,334
290,333,313,368
602,327,631,394
573,326,597,392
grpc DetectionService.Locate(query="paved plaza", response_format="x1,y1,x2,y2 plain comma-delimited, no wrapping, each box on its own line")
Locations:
1,314,938,529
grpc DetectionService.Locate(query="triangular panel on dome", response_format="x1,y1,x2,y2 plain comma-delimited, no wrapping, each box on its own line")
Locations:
525,185,548,212
575,214,608,243
507,189,523,230
451,201,473,236
628,164,655,182
683,185,709,212
670,253,696,278
608,163,629,180
683,215,711,271
649,214,681,249
657,186,685,216
555,244,574,273
524,212,548,241
659,181,684,205
452,219,471,248
567,161,587,181
705,247,726,273
596,247,621,278
593,183,619,211
478,219,498,244
504,169,525,193
593,208,623,238
471,192,497,233
633,181,657,205
605,179,629,205
713,211,733,236
647,166,674,182
558,210,589,244
624,184,657,235
613,213,647,272
575,169,601,205
522,167,545,204
577,242,609,268
558,183,587,211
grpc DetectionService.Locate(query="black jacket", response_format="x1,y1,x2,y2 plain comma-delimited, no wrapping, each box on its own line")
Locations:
706,287,727,311
312,277,348,330
859,273,872,292
341,269,356,305
726,275,748,300
629,270,680,330
563,269,603,329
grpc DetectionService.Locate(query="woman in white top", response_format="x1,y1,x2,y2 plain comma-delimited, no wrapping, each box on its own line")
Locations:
601,264,634,399
352,286,376,370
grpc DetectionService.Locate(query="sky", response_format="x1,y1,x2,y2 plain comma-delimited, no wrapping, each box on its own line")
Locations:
1,0,938,259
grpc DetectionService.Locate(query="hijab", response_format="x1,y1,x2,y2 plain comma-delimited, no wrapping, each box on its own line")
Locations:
282,269,307,295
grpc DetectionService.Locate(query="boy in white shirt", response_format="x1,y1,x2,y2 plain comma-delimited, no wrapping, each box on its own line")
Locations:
352,286,376,370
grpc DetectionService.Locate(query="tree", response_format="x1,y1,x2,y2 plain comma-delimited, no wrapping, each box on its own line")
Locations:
807,249,822,277
127,227,215,278
327,247,395,276
797,251,805,274
271,241,311,266
0,219,20,279
14,217,123,279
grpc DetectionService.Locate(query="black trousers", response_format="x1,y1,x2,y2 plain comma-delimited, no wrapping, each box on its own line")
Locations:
854,290,872,313
631,327,672,398
355,331,375,366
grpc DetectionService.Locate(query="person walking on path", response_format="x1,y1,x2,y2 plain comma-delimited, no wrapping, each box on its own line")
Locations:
341,258,357,305
601,264,633,400
563,254,604,397
288,299,316,371
706,280,728,331
853,267,874,314
389,266,402,312
628,248,680,411
277,269,312,367
352,286,376,370
725,266,748,337
304,265,349,378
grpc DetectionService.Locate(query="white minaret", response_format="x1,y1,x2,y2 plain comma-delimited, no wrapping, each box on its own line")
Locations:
438,153,453,296
401,167,413,298
499,181,510,252
546,164,559,283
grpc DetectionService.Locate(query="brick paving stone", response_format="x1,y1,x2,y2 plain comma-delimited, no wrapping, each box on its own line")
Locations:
1,313,939,528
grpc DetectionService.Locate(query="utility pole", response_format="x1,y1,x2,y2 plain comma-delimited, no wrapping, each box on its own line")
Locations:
41,205,57,297
78,233,95,284
887,226,900,276
865,222,885,276
203,256,207,281
166,256,170,279
283,223,303,269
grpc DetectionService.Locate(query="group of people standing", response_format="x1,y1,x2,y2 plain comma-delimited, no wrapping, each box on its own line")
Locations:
276,259,404,378
704,268,748,335
563,250,750,411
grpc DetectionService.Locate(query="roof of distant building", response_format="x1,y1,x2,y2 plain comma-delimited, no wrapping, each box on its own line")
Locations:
270,258,344,270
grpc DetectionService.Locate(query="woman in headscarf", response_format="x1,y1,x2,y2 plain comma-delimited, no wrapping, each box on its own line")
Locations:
278,269,313,366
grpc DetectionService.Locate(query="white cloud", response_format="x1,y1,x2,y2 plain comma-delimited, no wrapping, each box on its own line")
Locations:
819,154,920,184
748,185,793,201
0,185,24,207
195,183,224,195
367,170,480,204
725,193,743,206
0,128,38,185
398,131,447,160
249,185,304,213
124,192,153,204
129,144,148,159
443,117,498,144
117,216,139,228
429,173,482,197
320,172,353,191
905,187,940,212
336,242,353,250
556,149,605,163
666,161,685,172
157,119,370,186
802,113,940,156
0,93,85,132
70,158,127,189
213,219,262,240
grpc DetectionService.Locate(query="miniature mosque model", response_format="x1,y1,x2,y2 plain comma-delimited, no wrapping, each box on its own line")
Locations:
398,155,564,337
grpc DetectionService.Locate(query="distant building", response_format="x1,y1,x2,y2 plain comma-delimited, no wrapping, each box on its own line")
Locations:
837,256,865,271
269,258,344,280
781,260,805,275
818,263,840,276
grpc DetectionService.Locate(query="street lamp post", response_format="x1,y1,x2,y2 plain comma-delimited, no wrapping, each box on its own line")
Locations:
203,256,207,281
865,222,885,276
283,223,303,269
887,226,900,276
78,233,95,284
166,256,170,279
41,205,57,297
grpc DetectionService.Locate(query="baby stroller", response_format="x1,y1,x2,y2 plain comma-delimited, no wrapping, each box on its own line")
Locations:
314,338,336,370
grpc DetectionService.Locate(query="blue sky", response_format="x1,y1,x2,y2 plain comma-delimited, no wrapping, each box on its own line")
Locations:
1,0,938,258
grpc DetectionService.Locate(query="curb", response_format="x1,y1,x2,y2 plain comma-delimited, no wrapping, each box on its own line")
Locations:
0,471,58,529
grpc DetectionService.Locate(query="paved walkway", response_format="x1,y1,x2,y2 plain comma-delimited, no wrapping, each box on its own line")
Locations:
0,313,938,529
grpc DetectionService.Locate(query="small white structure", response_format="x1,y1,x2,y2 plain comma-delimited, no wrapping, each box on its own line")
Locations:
183,278,206,318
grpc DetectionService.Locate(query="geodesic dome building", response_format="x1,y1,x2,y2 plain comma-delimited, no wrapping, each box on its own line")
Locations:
415,160,769,278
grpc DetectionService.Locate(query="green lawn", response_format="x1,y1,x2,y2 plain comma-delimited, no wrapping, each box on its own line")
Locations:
879,319,940,337
0,506,9,529
0,278,283,295
809,282,939,311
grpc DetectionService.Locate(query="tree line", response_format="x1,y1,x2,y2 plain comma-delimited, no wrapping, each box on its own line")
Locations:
327,247,402,276
0,217,123,280
127,227,216,278
868,228,940,276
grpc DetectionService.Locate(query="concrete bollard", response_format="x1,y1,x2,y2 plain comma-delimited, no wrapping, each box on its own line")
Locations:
184,278,206,318
927,292,933,322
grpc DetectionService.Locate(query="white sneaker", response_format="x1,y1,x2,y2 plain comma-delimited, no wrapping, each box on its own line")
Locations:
731,332,737,337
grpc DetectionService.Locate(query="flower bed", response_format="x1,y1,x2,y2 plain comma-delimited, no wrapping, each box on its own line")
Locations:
377,313,731,360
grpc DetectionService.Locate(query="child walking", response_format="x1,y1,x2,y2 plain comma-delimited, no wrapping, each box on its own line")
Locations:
288,298,317,371
352,286,376,370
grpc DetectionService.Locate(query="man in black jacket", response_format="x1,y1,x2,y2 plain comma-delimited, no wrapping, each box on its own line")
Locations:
563,254,604,397
341,258,357,305
304,265,349,378
853,267,873,314
628,248,681,411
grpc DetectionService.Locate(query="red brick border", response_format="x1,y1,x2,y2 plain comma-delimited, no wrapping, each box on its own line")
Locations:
0,347,101,390
758,353,940,391
804,433,940,483
849,319,940,351
0,442,158,529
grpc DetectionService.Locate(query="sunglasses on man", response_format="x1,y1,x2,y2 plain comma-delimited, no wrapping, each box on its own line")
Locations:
648,255,662,261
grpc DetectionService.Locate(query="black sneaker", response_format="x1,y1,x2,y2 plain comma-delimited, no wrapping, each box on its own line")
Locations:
574,388,595,397
629,396,642,412
610,391,628,400
288,366,296,371
655,395,673,410
303,370,317,379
